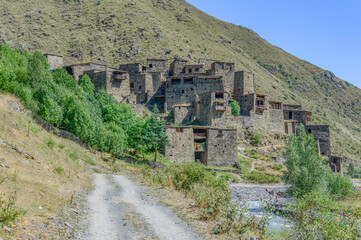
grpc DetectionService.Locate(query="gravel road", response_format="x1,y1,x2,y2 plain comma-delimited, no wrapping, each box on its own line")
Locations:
77,174,201,240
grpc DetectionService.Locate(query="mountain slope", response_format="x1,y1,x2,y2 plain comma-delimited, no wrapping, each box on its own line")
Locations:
0,0,360,162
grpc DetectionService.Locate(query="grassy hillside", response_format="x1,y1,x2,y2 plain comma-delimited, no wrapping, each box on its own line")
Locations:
0,0,360,161
0,93,113,239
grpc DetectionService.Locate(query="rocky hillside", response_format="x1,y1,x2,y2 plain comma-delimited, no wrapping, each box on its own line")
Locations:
0,0,360,162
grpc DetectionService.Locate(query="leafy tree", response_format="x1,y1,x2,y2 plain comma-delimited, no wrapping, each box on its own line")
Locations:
62,96,96,143
142,106,169,162
285,125,328,195
79,74,95,95
229,100,240,116
97,123,127,158
347,163,355,177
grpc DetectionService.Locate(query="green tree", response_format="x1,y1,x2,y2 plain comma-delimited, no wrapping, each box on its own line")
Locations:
142,106,169,162
97,123,127,159
285,125,328,195
347,163,355,177
229,100,240,116
79,74,95,95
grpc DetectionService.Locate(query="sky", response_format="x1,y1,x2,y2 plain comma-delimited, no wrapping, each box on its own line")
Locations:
186,0,361,89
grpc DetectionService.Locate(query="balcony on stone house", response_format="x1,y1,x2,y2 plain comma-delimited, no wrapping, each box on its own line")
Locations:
194,142,206,152
113,71,127,81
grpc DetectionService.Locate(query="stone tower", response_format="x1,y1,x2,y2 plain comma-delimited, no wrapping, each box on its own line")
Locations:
233,71,255,100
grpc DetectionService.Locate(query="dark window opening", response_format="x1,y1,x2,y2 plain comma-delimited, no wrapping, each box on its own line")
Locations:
184,78,193,85
149,64,153,68
195,68,200,72
188,116,192,121
171,79,181,85
130,82,134,89
215,92,224,99
308,129,312,133
181,90,185,94
139,85,142,90
289,112,293,119
321,152,325,155
188,69,192,73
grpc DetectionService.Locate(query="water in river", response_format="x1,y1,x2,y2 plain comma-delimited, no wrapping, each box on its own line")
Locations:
246,199,293,232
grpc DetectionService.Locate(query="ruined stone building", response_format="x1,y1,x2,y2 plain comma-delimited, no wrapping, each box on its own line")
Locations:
45,54,341,169
165,126,238,166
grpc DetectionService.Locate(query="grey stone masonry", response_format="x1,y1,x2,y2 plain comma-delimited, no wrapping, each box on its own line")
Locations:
45,54,63,69
165,126,195,163
165,126,238,167
305,125,331,157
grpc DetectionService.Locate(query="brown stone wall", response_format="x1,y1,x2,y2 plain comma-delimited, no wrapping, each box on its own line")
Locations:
165,127,195,163
207,128,238,166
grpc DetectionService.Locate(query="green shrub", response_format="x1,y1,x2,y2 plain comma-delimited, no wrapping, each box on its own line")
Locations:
285,125,328,195
54,166,64,174
327,173,355,199
285,125,355,198
272,163,283,171
69,151,79,160
45,138,56,149
250,134,262,146
238,156,252,173
229,100,241,116
217,172,240,183
58,144,65,150
243,171,281,183
0,192,25,228
286,191,361,239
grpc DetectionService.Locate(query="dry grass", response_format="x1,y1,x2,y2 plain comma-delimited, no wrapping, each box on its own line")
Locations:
0,94,111,239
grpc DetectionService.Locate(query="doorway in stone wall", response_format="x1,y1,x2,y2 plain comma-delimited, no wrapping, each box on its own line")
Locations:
195,152,207,165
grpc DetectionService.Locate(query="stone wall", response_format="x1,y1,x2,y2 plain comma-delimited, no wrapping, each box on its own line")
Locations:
208,62,235,92
268,109,285,134
173,105,195,124
305,125,331,157
170,59,187,76
329,156,343,173
65,63,113,81
239,93,256,116
234,71,255,100
165,127,195,163
184,64,205,75
284,110,308,126
45,54,63,69
146,59,169,75
207,128,238,166
165,77,197,111
197,92,231,127
87,70,131,103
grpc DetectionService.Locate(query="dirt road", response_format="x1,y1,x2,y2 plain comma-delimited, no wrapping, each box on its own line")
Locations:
77,174,201,240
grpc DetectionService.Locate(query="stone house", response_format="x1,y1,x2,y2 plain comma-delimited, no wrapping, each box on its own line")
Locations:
165,126,238,166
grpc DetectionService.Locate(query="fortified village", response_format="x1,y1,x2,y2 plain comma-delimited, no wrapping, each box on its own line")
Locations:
45,54,343,172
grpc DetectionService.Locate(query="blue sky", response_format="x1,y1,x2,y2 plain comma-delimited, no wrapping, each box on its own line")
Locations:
186,0,361,89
